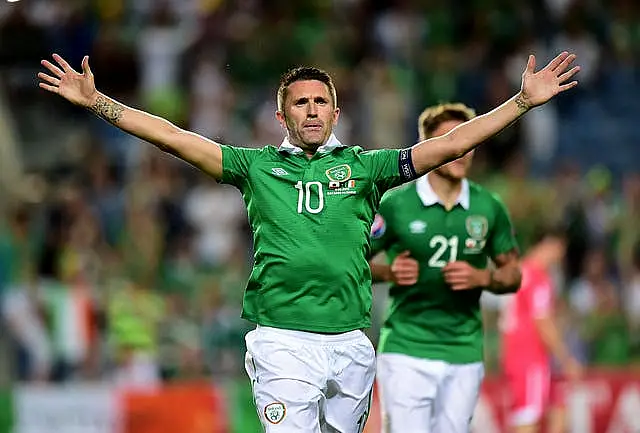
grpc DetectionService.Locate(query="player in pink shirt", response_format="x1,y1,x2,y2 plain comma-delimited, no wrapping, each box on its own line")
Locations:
500,227,583,433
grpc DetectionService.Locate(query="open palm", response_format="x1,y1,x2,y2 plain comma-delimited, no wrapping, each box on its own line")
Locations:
38,54,97,107
520,51,580,108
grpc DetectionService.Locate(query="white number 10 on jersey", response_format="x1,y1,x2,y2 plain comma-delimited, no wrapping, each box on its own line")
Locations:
295,181,325,214
428,235,459,267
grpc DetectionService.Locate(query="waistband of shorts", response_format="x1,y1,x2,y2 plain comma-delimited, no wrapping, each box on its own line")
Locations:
255,325,366,345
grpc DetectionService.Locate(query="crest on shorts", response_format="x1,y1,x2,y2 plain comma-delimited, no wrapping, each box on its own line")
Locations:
326,164,352,182
264,402,286,424
465,215,488,240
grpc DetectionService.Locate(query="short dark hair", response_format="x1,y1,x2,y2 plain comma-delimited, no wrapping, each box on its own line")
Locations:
418,103,476,140
277,66,337,112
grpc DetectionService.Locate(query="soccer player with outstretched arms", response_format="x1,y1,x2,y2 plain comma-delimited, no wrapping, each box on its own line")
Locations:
38,51,579,432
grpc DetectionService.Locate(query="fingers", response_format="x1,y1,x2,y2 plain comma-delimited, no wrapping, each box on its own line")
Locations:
554,53,577,74
545,51,569,71
525,54,536,75
444,271,472,290
392,262,419,275
41,59,64,78
392,252,418,271
38,83,59,94
443,261,464,272
558,65,580,83
391,253,419,285
559,81,579,92
445,277,473,291
38,72,60,87
396,276,418,286
52,53,74,73
442,262,473,290
393,263,419,285
81,55,93,76
392,263,419,281
443,272,467,284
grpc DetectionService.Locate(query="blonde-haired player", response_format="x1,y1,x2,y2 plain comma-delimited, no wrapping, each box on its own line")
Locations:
370,102,522,433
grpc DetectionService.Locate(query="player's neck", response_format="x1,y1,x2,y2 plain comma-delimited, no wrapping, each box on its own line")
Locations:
428,173,463,210
287,133,330,159
291,141,319,159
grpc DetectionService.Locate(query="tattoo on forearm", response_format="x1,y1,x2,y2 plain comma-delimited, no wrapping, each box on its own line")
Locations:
514,94,531,115
90,95,124,124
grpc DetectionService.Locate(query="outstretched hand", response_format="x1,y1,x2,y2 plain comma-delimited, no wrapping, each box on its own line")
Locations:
519,51,580,109
38,54,97,108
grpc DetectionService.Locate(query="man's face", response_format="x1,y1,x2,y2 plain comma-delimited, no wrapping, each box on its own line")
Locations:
431,120,473,180
276,80,339,150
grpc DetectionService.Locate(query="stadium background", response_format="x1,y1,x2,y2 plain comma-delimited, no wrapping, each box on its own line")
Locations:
0,0,639,431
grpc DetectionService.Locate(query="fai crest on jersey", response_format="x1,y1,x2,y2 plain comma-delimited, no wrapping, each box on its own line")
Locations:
466,215,488,240
264,402,286,424
371,214,386,239
326,164,357,195
326,164,352,182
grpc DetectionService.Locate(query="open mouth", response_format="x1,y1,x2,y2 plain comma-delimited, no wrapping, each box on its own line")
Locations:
303,123,323,131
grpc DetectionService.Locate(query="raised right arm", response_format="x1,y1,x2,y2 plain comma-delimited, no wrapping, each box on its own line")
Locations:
38,54,223,180
88,92,222,179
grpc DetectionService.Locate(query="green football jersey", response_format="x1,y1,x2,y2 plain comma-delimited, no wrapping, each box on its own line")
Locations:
371,176,518,363
220,136,409,333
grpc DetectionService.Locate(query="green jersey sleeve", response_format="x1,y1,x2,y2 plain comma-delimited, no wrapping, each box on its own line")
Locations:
361,149,405,193
488,194,519,258
220,145,262,188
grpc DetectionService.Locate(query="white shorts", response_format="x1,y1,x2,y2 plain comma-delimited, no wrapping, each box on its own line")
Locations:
377,353,484,433
245,326,375,433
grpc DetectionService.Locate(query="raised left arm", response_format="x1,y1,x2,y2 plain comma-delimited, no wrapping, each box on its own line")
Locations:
409,52,579,176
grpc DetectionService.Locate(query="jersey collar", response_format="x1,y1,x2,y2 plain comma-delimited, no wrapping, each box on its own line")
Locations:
278,134,346,154
416,174,470,210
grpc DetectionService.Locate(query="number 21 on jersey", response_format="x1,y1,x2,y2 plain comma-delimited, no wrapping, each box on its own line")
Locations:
428,235,459,267
295,181,324,214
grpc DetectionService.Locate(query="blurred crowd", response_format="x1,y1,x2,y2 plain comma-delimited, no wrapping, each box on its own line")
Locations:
0,0,638,385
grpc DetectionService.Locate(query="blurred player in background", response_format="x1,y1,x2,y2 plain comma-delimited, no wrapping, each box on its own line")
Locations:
369,103,522,433
38,51,579,433
500,227,584,433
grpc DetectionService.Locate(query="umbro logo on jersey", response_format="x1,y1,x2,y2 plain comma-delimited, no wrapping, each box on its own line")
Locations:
271,167,289,176
409,220,427,233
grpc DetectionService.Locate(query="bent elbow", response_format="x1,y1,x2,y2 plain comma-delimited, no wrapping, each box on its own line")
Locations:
509,271,523,294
